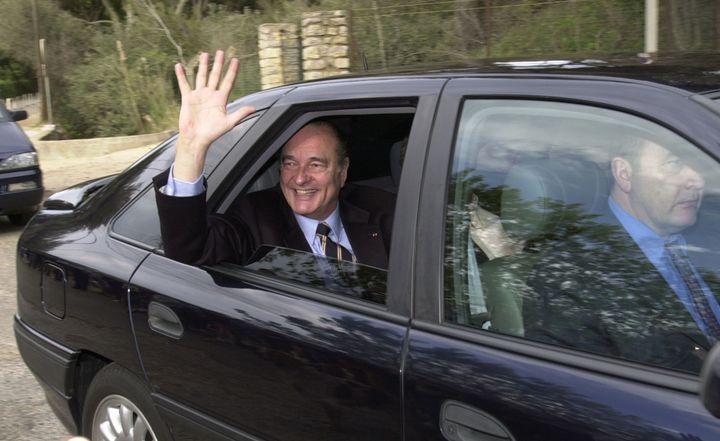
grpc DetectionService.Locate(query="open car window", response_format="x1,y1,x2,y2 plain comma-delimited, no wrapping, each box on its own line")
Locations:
111,116,259,249
213,109,416,306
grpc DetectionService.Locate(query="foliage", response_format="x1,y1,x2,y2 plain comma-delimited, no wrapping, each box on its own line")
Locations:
0,50,35,98
0,0,95,132
0,0,717,138
489,0,644,57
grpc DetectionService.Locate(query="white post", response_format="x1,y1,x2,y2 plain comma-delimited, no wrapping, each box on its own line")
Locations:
39,38,53,123
644,0,659,55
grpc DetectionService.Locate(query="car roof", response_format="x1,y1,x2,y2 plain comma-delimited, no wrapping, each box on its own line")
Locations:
267,52,720,96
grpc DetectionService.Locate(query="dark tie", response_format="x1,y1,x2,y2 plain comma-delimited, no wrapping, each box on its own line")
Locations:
316,223,355,263
664,241,720,340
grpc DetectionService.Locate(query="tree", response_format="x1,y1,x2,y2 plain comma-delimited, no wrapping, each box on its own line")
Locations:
0,50,35,98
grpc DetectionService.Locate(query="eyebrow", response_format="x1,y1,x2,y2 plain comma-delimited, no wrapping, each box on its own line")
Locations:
281,155,329,164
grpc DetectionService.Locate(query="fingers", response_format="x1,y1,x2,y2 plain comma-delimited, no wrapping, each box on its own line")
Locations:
193,50,237,93
195,51,209,89
175,63,190,96
207,50,225,90
220,57,240,94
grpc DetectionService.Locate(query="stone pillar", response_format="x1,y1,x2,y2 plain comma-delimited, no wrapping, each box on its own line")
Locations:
302,10,350,80
258,23,300,90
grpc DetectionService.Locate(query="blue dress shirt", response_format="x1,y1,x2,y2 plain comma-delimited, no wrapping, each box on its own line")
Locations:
609,197,720,339
162,165,204,196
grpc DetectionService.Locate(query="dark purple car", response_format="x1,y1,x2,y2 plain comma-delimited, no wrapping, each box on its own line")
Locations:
0,102,42,225
14,56,720,440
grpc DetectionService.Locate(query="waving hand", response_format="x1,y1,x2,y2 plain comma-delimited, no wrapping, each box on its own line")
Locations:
173,50,255,182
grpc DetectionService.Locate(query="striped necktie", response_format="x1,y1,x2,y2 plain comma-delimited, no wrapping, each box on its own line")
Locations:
664,240,720,340
316,222,354,263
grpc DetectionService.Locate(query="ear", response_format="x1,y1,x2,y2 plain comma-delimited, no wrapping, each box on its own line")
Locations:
339,158,349,186
611,157,632,193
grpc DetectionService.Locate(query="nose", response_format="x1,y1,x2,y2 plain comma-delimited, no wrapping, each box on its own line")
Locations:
294,164,311,185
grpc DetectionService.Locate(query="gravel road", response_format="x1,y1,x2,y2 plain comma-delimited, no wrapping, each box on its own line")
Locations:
0,144,156,440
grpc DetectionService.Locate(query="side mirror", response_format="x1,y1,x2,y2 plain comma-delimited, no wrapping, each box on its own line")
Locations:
43,175,117,211
11,110,28,122
700,343,720,418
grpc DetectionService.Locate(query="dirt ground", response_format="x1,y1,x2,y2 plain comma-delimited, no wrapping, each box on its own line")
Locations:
40,144,157,196
0,141,157,440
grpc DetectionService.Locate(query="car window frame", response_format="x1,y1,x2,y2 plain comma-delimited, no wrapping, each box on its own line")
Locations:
205,105,416,314
108,114,262,250
414,75,720,394
110,78,444,320
201,82,445,317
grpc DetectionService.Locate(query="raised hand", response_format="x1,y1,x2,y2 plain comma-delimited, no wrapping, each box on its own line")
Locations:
173,50,255,182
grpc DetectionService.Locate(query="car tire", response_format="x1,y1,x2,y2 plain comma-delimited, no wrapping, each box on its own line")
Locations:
81,363,171,441
8,212,34,226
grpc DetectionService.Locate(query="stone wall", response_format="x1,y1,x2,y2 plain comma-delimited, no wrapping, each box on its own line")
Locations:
257,10,350,88
257,23,301,90
301,10,350,80
34,130,174,161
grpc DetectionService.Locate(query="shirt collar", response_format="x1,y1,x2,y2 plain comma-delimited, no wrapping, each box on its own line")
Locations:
293,204,343,241
608,196,686,262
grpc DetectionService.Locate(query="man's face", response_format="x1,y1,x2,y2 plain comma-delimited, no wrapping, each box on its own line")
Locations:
626,141,705,237
279,124,348,220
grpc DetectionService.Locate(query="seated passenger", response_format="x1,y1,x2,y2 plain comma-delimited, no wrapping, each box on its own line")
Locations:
155,50,394,268
523,138,720,372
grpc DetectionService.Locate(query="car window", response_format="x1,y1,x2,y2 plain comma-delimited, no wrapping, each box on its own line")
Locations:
443,99,720,374
112,117,258,248
241,246,386,304
217,111,414,305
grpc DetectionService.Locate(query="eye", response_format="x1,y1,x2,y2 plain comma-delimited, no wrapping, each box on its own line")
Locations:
309,162,326,171
663,157,683,173
282,159,298,169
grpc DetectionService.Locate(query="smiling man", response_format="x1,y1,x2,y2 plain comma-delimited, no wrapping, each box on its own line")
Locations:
279,121,349,221
154,51,393,268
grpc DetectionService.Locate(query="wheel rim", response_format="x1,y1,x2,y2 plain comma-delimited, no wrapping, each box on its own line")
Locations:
91,394,158,441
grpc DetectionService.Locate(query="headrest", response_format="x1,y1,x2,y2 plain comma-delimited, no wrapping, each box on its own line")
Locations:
390,138,406,187
500,157,609,242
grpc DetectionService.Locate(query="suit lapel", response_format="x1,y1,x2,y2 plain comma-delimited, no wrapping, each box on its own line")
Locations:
340,201,388,269
274,189,312,253
270,185,388,267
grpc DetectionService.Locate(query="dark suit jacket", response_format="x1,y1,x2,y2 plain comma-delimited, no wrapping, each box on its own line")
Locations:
520,205,717,373
154,172,394,269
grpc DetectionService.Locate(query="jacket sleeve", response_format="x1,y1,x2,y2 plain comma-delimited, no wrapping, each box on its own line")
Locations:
153,170,255,265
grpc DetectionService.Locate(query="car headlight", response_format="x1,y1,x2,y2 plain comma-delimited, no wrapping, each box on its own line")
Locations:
0,152,38,170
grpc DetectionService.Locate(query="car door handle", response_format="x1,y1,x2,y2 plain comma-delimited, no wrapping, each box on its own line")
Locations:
148,301,184,339
440,400,515,441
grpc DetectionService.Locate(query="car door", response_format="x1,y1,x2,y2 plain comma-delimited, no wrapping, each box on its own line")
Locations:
404,77,720,440
126,78,444,441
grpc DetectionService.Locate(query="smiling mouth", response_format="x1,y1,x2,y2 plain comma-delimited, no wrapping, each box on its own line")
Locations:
293,189,316,196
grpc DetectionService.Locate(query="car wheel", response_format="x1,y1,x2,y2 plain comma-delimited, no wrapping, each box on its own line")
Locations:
8,212,34,226
82,363,171,441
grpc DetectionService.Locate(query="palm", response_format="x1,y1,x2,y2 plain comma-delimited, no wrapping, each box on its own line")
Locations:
172,50,255,182
178,86,234,147
175,51,254,151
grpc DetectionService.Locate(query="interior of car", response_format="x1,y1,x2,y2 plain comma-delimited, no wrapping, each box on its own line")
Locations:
244,112,414,195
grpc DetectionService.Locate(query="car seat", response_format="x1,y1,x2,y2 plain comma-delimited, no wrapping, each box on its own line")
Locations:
479,156,610,336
